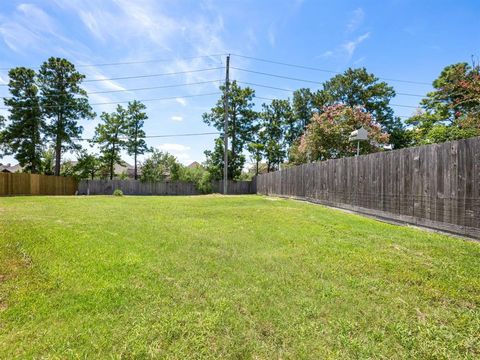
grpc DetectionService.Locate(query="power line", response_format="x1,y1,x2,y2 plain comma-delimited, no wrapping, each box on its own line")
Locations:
230,53,432,86
233,67,325,85
237,81,426,98
83,67,224,83
0,53,227,71
254,96,417,119
254,95,419,109
0,92,221,110
76,131,220,141
0,67,224,87
2,80,222,99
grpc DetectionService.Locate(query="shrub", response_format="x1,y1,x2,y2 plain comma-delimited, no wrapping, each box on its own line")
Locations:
179,166,212,194
113,189,124,196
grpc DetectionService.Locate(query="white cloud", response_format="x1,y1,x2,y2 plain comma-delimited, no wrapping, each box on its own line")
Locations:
347,8,365,32
342,32,370,58
175,97,187,106
171,116,183,122
318,32,370,62
156,143,193,164
320,50,334,58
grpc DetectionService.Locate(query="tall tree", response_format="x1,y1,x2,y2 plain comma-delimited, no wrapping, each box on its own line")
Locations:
259,100,288,172
38,57,94,176
316,68,408,149
292,88,314,135
203,81,257,179
407,62,480,144
2,67,44,173
125,100,149,180
93,106,127,180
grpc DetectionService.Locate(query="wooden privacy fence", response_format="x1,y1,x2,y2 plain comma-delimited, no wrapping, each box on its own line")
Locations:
211,179,256,194
78,179,256,195
0,173,77,196
257,137,480,239
78,180,200,195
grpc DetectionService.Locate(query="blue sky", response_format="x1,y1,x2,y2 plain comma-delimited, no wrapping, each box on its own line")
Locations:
1,0,479,166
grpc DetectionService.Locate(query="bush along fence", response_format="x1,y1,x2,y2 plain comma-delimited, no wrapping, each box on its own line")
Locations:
78,179,256,196
0,173,77,196
257,137,480,239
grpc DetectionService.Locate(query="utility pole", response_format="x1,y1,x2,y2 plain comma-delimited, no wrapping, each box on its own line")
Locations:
223,54,230,195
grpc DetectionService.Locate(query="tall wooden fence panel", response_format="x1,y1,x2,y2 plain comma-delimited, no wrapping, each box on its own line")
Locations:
0,173,77,196
256,137,480,239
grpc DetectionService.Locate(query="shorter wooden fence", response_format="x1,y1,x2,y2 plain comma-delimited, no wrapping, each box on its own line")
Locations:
212,179,256,195
78,180,200,195
78,179,256,195
0,173,77,196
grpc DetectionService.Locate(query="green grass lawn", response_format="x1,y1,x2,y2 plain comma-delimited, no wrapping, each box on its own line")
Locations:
0,195,479,359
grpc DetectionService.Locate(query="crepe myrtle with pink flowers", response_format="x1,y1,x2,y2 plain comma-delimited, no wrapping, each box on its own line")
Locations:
289,104,389,163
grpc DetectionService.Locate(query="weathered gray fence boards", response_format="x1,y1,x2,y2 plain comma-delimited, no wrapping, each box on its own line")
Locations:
211,179,256,195
78,179,256,196
256,137,480,239
78,180,200,195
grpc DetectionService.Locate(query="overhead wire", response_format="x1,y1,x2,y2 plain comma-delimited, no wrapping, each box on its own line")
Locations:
236,81,426,98
0,67,225,87
1,80,222,99
0,53,227,71
230,53,432,85
74,131,221,141
0,92,221,110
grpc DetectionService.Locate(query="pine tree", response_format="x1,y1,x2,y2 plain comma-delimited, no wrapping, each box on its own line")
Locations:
2,67,44,173
203,81,257,179
125,100,149,180
38,57,94,176
93,105,128,180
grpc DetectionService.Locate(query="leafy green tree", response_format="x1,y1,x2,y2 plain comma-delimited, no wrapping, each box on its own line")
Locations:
93,106,127,180
38,57,94,176
203,81,257,179
259,100,288,172
407,62,480,144
178,165,212,194
125,100,149,179
73,150,102,180
290,105,389,163
39,147,55,175
140,149,182,182
316,68,408,149
2,67,45,173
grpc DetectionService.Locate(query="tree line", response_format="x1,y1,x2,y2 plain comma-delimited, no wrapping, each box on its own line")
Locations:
1,57,478,184
0,57,150,180
202,61,480,179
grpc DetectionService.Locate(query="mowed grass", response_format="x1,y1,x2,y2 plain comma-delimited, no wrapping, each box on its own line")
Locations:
0,196,479,359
